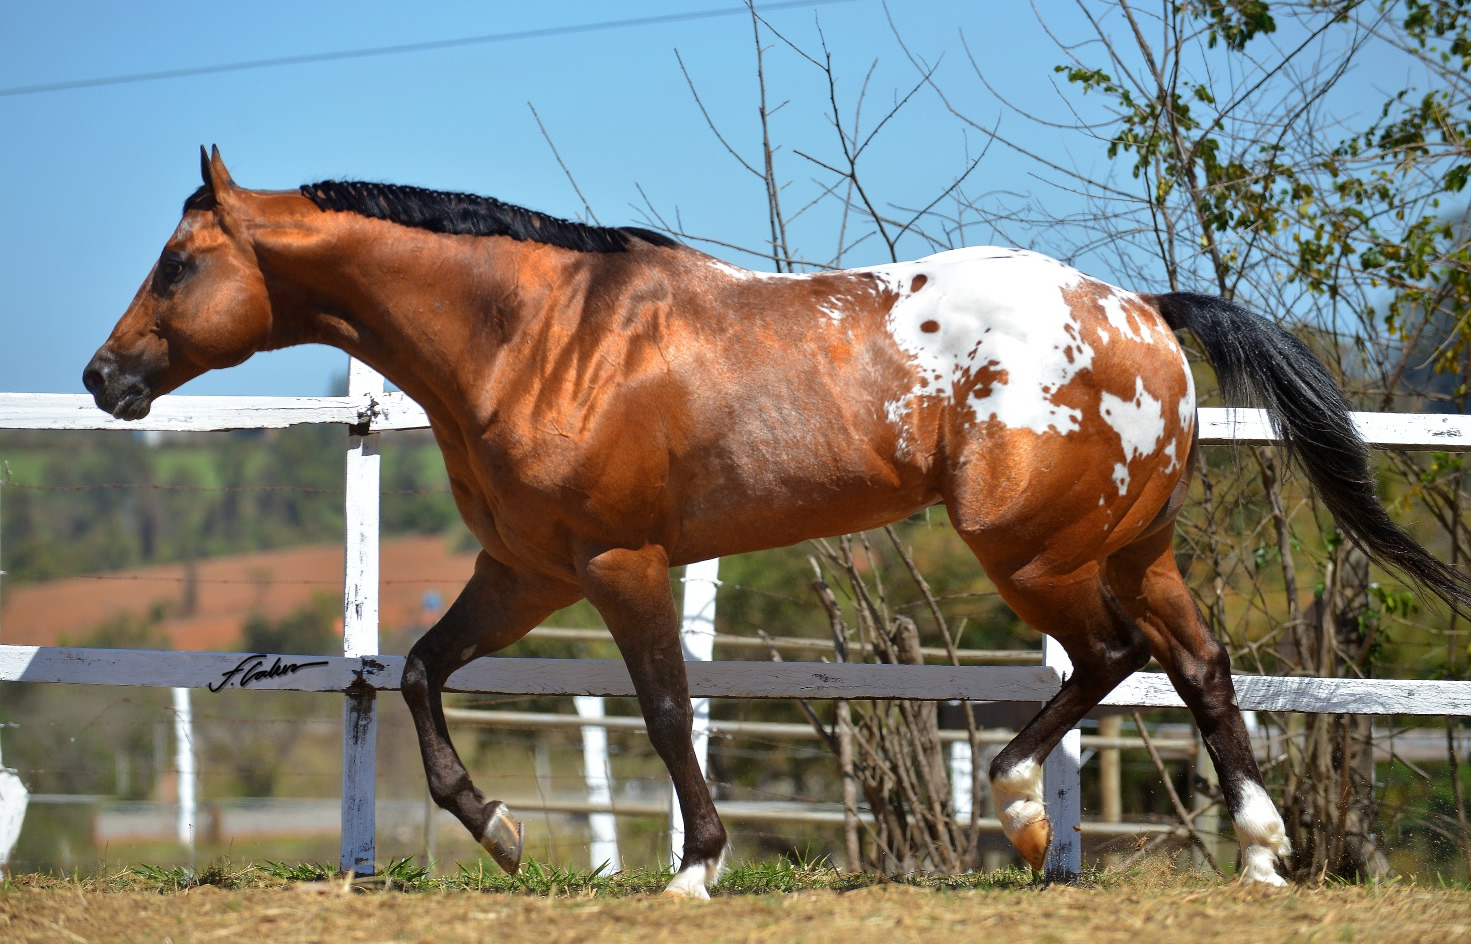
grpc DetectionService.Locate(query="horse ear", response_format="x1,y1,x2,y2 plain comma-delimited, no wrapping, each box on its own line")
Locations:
206,145,238,195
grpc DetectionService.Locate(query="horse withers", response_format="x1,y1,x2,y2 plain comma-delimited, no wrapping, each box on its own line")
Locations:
85,148,1471,893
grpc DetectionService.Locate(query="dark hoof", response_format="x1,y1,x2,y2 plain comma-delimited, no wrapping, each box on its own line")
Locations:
478,801,524,874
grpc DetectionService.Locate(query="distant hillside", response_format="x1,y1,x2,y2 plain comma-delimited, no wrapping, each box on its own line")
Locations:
0,535,478,652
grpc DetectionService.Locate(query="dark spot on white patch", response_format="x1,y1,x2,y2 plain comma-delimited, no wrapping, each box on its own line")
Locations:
911,274,928,292
920,319,940,333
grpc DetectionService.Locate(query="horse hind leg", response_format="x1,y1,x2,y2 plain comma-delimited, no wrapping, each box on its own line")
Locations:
578,545,728,899
400,552,579,874
1108,530,1290,886
976,560,1153,878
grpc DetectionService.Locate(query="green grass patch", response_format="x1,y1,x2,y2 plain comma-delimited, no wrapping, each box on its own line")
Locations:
13,855,1066,897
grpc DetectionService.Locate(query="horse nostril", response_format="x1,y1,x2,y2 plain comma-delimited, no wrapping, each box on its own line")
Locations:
82,360,110,396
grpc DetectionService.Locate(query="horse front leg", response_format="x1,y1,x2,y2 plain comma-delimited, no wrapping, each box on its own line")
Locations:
579,546,728,899
401,551,577,873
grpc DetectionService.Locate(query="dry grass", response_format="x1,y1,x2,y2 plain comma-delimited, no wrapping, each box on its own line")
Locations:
2,861,1469,944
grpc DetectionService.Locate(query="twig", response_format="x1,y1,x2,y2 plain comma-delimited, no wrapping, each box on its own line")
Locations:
1132,712,1223,875
526,102,598,224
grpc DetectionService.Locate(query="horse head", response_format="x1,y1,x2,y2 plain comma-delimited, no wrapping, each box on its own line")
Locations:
83,146,274,419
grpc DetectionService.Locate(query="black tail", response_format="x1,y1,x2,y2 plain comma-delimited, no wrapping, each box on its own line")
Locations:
1156,291,1471,618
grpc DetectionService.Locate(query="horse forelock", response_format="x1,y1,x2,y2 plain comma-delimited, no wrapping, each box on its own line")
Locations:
182,184,216,214
298,179,680,253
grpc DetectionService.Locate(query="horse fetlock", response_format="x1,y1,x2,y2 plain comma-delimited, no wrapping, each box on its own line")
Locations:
1232,779,1290,887
991,759,1051,871
662,852,724,900
476,800,525,875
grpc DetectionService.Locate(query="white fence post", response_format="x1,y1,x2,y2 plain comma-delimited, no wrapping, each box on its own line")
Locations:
171,687,196,860
1042,635,1082,880
949,734,973,820
574,695,620,873
671,558,719,866
340,358,382,876
0,472,21,872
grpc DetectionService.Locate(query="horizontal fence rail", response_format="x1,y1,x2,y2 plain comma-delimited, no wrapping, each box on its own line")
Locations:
441,707,1203,754
524,625,1045,665
5,392,1471,449
3,382,1470,879
4,646,1469,715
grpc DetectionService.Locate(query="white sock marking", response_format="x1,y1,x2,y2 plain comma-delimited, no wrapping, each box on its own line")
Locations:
990,759,1047,842
663,852,724,899
1234,779,1290,886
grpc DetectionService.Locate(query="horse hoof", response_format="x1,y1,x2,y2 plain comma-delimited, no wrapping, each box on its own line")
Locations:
661,883,711,900
1014,818,1053,872
478,801,524,874
662,859,717,899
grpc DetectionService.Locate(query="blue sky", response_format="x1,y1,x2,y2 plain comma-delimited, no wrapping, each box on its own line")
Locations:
0,2,1406,398
0,1,1094,397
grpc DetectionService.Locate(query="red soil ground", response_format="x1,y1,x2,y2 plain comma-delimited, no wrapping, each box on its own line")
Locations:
0,536,479,651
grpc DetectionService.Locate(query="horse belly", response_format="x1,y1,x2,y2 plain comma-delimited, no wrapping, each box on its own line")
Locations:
667,430,938,563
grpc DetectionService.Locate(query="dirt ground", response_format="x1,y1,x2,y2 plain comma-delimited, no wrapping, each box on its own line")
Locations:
2,881,1469,944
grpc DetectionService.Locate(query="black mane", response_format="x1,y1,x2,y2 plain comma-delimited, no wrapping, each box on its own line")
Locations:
298,180,678,253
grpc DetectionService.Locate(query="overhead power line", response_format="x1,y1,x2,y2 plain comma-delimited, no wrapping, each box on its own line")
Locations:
0,1,855,98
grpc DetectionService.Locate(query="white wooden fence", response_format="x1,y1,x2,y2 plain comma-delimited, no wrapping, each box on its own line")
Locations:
2,360,1471,880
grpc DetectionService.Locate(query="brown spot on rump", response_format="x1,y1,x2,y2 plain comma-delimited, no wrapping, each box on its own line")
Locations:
920,319,941,333
959,362,1008,404
1060,280,1109,326
910,274,928,292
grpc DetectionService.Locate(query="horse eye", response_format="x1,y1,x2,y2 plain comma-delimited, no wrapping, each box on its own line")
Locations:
155,255,188,291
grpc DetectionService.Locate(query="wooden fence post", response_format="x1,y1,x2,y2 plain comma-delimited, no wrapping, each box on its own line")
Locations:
340,358,382,876
1043,635,1082,880
1099,714,1122,868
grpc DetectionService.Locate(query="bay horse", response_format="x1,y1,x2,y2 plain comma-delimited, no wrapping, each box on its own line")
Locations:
86,149,1470,893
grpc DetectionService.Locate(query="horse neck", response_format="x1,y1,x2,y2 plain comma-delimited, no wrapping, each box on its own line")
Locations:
261,218,577,418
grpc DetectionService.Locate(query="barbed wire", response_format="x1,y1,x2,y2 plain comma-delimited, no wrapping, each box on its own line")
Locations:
6,571,468,587
0,480,450,495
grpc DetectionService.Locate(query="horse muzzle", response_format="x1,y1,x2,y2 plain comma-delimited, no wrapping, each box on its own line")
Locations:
82,348,156,421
